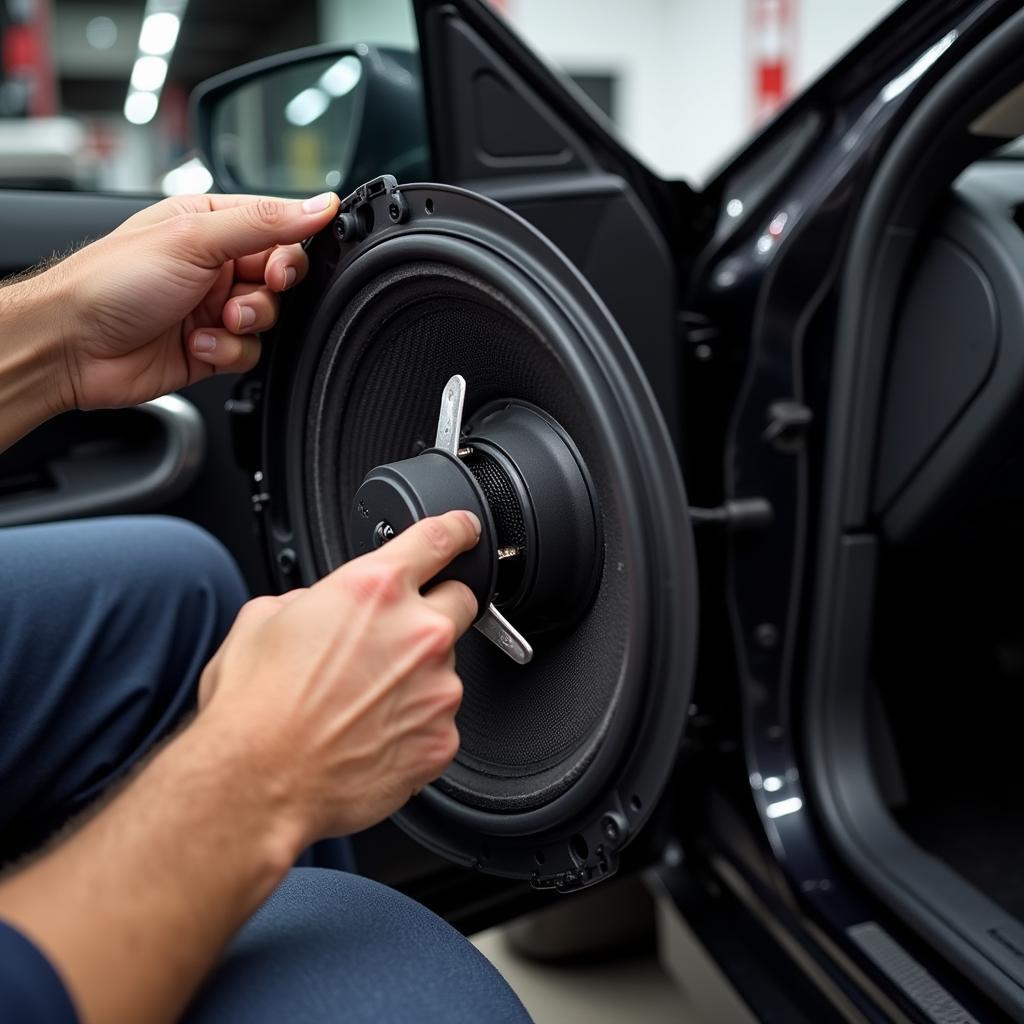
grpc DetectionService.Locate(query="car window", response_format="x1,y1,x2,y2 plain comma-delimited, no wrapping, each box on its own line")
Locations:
0,0,415,194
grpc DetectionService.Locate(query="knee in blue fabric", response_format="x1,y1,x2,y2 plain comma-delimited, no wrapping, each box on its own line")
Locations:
0,516,248,861
184,869,532,1024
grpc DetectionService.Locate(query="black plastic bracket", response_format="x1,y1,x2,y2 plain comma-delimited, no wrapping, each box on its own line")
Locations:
530,799,632,894
335,174,409,243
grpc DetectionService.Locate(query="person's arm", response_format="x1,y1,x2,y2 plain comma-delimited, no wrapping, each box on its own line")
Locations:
0,267,71,452
0,717,302,1023
0,190,481,1023
0,511,481,1024
0,191,340,453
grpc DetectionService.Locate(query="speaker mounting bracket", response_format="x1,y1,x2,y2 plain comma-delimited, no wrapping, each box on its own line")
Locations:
434,374,534,666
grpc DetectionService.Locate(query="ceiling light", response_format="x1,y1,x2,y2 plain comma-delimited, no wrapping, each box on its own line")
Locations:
138,11,180,56
124,90,159,125
161,156,213,195
85,16,117,50
131,56,168,92
285,88,329,127
319,56,362,98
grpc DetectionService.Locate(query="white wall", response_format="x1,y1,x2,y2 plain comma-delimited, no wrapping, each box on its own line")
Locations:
504,0,902,184
314,0,903,184
319,0,416,49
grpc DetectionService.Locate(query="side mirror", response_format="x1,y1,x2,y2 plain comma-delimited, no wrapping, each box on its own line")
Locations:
190,43,428,197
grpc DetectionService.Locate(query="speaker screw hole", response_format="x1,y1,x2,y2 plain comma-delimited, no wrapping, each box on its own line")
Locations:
569,833,589,863
388,202,401,222
601,816,621,843
424,197,435,214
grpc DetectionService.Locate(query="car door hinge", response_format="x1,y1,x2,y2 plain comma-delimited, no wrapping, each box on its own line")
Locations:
690,498,773,532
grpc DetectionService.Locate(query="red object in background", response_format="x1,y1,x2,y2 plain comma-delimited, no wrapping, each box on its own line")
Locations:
2,0,56,117
749,0,794,124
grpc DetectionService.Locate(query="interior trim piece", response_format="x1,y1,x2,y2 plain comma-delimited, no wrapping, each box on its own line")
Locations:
0,190,153,276
0,395,206,528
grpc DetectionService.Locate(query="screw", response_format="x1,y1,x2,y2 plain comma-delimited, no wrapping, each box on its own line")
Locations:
277,548,297,574
388,202,401,222
335,212,363,242
601,814,624,843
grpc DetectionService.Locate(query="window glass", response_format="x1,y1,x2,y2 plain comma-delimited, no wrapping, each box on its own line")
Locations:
0,0,414,193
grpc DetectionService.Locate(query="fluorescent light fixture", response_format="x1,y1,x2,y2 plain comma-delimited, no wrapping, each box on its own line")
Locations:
285,88,329,127
161,156,213,195
139,11,180,56
124,2,188,125
131,56,168,92
86,16,117,50
319,55,362,98
124,90,159,125
765,797,803,820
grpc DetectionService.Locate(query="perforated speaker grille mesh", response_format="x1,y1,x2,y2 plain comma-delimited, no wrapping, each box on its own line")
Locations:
306,262,629,811
463,451,525,551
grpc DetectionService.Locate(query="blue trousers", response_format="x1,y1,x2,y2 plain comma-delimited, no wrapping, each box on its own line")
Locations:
0,516,530,1023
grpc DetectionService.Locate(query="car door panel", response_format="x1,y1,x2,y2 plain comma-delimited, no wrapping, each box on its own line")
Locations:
0,189,272,593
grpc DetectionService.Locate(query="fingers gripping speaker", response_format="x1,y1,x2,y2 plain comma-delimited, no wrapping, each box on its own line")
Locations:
258,177,697,892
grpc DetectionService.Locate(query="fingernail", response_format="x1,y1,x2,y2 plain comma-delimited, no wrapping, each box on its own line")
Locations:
462,511,481,537
193,333,217,353
236,304,256,330
301,192,333,214
282,265,296,289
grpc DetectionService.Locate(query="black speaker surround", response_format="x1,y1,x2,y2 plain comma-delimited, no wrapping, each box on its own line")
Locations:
255,177,697,891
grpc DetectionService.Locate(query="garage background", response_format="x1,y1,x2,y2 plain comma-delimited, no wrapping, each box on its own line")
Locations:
1,0,899,193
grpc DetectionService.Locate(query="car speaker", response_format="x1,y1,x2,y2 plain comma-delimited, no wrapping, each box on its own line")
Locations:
257,176,697,891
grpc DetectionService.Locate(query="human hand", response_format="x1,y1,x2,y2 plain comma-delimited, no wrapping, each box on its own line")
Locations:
195,511,481,844
51,192,339,411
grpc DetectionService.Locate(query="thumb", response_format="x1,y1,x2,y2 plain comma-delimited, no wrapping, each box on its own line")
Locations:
184,192,340,265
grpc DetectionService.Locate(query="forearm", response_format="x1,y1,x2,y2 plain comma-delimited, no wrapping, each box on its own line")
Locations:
0,715,306,1024
0,270,74,452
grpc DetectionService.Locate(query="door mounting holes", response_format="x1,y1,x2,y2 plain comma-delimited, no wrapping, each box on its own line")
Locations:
569,833,589,863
